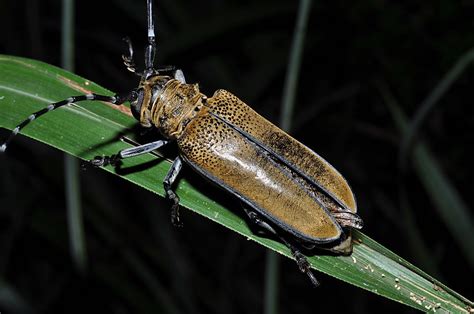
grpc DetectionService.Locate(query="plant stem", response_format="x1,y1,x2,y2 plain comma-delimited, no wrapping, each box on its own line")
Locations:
265,1,312,314
62,0,87,273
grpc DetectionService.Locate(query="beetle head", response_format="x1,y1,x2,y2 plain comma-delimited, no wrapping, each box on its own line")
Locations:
130,75,171,128
130,88,144,121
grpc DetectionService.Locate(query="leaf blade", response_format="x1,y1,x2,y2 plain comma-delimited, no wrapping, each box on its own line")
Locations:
0,55,472,313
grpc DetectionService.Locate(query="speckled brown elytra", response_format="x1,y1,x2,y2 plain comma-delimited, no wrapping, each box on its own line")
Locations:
0,0,363,286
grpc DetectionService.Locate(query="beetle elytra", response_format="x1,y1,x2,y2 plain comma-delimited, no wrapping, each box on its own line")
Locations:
0,0,363,286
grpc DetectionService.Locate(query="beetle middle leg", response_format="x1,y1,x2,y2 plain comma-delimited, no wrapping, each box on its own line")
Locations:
242,207,320,287
90,143,184,226
163,157,183,227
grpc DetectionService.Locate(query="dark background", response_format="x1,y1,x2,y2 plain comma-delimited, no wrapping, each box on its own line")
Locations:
0,0,473,313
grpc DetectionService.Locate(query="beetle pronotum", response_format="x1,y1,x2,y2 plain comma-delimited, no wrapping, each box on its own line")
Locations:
1,0,363,286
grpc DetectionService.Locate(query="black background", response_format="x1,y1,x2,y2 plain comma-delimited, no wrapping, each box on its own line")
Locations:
0,0,473,313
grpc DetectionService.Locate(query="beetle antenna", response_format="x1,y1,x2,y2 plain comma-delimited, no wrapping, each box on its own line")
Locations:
144,0,156,77
0,92,136,153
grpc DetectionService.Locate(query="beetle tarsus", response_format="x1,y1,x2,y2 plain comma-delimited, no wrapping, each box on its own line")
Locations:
90,156,106,167
165,184,182,226
170,203,183,227
164,157,183,227
90,154,121,167
292,249,320,287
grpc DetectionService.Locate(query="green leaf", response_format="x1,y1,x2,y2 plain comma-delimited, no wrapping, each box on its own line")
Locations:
0,55,472,313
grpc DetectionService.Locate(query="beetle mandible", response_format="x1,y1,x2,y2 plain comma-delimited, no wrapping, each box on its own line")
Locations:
0,0,363,286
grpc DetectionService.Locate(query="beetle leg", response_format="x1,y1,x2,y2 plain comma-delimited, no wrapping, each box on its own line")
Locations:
164,157,183,227
242,208,320,287
154,66,186,84
90,140,168,167
173,69,186,84
291,250,320,287
332,211,364,229
122,37,141,75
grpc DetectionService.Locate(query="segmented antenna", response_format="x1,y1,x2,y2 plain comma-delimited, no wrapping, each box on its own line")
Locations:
144,0,157,77
0,92,135,153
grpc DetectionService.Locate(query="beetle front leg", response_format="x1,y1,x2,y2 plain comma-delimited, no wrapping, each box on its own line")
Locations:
242,207,320,287
90,140,169,167
122,37,139,75
172,69,186,84
154,66,186,84
164,157,183,227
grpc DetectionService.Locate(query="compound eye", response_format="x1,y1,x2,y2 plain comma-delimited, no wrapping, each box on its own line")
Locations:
130,89,145,121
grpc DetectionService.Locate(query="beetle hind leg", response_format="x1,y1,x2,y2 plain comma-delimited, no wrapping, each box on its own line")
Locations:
242,207,320,287
292,249,320,287
332,211,364,230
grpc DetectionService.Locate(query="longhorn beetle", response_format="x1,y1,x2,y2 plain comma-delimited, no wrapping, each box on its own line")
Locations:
1,0,363,286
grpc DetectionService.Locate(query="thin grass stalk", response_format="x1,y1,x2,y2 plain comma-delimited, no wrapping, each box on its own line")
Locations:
265,1,312,313
264,252,279,314
377,82,441,276
62,0,87,273
0,280,34,314
380,79,474,268
399,47,474,170
279,0,312,132
396,48,474,267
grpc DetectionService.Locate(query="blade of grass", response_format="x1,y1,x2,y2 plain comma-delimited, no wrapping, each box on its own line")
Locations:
280,0,312,131
379,81,474,269
88,208,182,314
372,187,441,278
0,280,35,314
0,56,472,312
399,47,474,170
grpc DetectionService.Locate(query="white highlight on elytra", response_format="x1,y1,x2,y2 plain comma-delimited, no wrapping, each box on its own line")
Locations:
214,145,282,193
13,127,19,135
86,94,94,100
28,114,35,121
